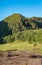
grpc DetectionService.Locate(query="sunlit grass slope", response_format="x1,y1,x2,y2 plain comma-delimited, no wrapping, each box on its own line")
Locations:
0,41,42,54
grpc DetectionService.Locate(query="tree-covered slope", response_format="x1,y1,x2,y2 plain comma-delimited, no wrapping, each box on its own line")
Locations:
0,13,42,43
0,13,42,37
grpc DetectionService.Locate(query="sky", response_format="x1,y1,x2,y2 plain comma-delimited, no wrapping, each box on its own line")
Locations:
0,0,42,21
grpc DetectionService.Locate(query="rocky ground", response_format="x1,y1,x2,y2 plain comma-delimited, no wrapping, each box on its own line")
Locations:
0,50,42,65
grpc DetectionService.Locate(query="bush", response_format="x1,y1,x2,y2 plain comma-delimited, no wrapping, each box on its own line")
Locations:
3,35,12,43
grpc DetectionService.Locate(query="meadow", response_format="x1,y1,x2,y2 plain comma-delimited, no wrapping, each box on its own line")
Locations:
0,41,42,54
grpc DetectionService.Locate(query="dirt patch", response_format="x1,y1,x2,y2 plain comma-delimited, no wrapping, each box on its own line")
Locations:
0,50,42,65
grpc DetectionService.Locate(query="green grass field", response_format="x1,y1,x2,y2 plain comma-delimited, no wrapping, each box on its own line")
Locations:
0,41,42,54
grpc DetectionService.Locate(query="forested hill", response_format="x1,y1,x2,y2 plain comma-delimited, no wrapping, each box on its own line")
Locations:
0,13,42,37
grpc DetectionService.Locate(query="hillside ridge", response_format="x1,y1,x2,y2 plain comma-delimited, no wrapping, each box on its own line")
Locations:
0,13,42,43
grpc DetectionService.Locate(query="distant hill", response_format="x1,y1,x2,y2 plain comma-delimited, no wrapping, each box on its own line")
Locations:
0,13,42,37
0,13,42,43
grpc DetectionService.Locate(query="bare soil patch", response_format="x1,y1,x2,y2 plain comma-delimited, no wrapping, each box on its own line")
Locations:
0,50,42,65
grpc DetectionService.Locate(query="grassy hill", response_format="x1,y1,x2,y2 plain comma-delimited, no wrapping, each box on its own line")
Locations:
0,13,42,53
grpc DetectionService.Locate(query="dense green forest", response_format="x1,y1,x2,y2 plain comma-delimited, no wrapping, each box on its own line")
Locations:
0,13,42,44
